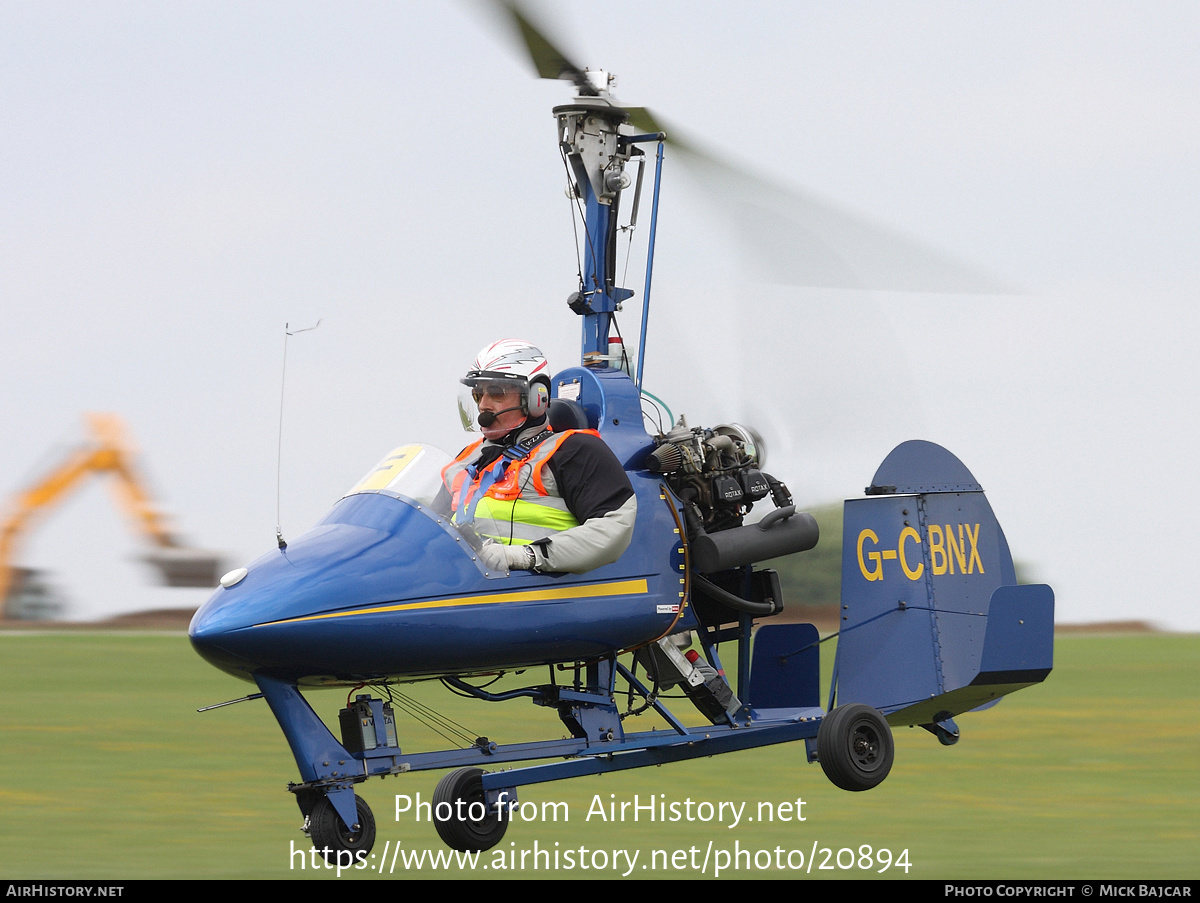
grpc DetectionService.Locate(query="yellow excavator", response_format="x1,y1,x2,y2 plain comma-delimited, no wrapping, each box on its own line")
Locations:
0,413,221,621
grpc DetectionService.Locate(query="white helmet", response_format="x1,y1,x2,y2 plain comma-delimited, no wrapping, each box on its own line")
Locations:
458,339,551,431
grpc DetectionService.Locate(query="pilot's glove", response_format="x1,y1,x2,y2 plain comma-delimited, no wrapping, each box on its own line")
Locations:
479,540,540,573
478,539,510,574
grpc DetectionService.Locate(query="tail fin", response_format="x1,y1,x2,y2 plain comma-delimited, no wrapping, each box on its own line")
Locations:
832,441,1053,726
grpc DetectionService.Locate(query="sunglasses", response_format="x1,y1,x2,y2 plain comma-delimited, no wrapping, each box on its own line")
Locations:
471,383,517,403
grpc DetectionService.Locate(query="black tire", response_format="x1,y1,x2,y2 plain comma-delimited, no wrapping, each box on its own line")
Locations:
432,767,509,852
308,794,376,864
817,703,894,792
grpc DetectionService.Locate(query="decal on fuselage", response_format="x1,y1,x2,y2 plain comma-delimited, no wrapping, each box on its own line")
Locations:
253,578,652,627
856,524,985,582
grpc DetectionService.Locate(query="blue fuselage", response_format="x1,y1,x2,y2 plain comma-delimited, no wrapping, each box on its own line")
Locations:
189,474,688,685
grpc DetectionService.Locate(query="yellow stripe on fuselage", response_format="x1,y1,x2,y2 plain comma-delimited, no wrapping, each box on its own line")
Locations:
254,578,650,627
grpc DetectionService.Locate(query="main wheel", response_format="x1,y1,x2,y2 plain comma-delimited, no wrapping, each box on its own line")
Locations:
308,794,376,864
432,767,508,852
817,703,894,791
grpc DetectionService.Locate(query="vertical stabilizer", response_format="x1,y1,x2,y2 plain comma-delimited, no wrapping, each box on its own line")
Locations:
833,441,1053,726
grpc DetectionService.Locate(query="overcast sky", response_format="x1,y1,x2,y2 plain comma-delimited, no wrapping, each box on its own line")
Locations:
2,1,1197,630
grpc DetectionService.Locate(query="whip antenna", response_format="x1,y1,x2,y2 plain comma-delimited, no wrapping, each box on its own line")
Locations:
275,319,321,549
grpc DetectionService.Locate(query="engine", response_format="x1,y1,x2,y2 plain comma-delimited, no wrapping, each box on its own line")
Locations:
646,420,818,624
646,422,785,532
646,420,818,580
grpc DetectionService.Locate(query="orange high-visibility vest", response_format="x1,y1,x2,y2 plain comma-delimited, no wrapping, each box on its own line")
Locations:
441,429,600,544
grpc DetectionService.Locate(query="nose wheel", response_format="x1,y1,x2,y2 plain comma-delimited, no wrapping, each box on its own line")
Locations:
307,794,376,863
817,704,894,792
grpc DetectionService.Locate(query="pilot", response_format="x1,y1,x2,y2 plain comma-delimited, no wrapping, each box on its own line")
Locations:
440,338,636,574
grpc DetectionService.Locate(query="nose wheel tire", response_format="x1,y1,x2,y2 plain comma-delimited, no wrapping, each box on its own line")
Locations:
818,703,894,792
308,794,376,863
432,767,509,852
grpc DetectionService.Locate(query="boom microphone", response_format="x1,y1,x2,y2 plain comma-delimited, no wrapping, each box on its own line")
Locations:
477,406,524,428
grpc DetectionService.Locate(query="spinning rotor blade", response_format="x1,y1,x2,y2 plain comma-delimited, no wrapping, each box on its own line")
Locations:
627,108,1012,294
495,1,599,96
494,3,1013,295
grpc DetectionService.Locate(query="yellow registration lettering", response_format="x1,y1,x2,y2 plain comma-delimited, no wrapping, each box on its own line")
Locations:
947,524,968,575
857,522,980,583
925,522,984,577
856,529,883,582
898,526,924,580
966,523,984,574
928,524,947,576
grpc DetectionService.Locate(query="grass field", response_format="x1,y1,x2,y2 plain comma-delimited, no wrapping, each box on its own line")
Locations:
0,630,1196,880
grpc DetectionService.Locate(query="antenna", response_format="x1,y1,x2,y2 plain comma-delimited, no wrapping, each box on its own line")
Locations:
275,319,321,550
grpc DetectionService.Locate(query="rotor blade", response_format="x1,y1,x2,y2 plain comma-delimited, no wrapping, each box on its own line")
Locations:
487,5,1010,294
493,1,598,96
626,107,1013,294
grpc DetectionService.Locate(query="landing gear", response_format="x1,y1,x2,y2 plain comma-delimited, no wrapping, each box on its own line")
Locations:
818,703,894,792
432,767,509,852
923,721,961,746
307,794,376,863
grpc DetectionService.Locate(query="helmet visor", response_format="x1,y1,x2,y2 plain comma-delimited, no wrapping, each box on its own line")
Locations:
457,378,528,432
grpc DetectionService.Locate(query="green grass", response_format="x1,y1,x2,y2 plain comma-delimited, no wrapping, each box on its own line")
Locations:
0,631,1196,879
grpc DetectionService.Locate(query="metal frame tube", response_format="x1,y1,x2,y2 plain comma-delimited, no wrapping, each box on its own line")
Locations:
636,140,665,390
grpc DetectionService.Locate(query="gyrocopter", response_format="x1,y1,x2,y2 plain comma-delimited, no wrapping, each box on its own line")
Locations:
189,2,1055,859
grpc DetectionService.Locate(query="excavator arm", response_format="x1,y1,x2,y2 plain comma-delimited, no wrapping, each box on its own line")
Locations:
0,414,220,620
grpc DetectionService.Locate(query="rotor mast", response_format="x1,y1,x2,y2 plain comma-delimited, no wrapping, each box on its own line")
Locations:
555,75,635,367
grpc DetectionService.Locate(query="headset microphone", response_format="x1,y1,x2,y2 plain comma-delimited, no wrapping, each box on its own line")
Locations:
477,406,524,428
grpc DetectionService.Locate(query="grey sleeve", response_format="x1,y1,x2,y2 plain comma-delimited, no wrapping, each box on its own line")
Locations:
534,494,637,574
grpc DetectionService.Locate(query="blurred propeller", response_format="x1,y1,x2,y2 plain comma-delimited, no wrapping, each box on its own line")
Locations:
492,1,1012,294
